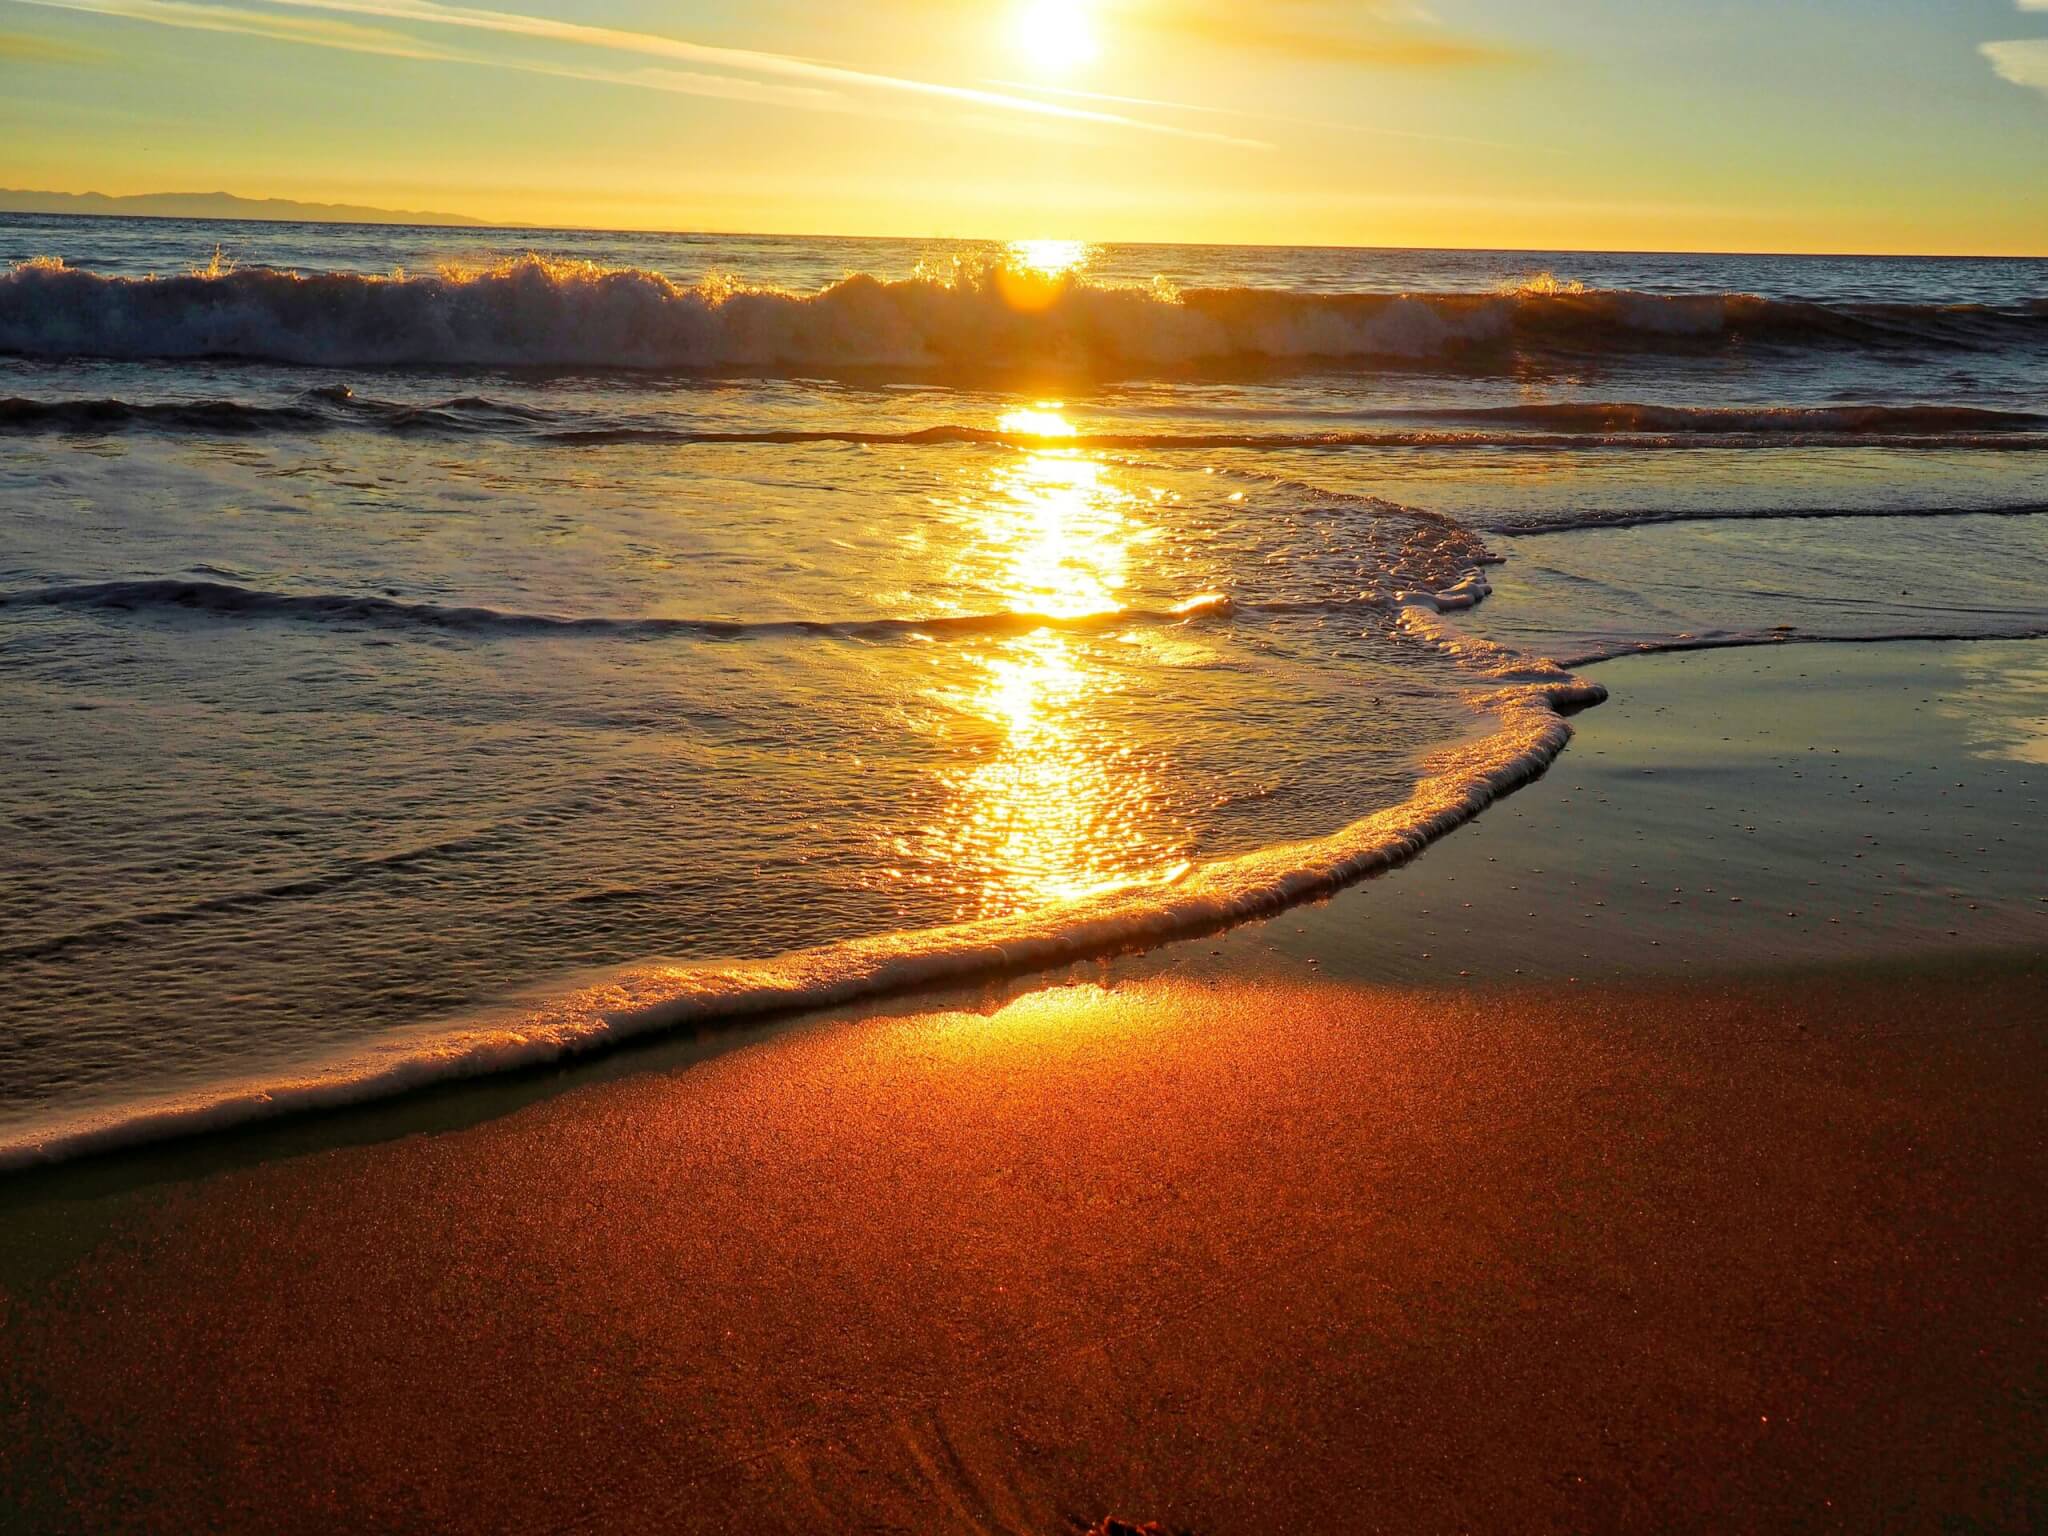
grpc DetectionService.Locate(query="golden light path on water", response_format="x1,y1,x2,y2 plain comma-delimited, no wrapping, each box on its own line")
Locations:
898,403,1196,915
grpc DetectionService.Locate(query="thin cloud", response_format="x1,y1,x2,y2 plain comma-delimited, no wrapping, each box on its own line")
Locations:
0,21,96,56
1981,38,2048,93
992,78,1540,153
12,0,841,107
260,0,1266,145
6,0,1264,145
526,63,841,113
1131,0,1528,69
15,0,447,58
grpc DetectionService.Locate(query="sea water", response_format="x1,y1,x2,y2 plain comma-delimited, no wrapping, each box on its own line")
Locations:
2,217,2044,1161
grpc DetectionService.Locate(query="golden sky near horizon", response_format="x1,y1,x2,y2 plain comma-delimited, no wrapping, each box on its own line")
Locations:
3,0,2048,253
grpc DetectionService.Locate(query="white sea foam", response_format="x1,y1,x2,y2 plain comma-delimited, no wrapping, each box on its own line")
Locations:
0,581,1601,1169
4,255,2041,373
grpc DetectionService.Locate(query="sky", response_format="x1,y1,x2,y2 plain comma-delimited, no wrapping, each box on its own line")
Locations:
2,0,2047,253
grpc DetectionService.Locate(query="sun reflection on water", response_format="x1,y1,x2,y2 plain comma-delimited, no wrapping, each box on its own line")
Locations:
984,423,1136,619
1006,239,1090,279
899,405,1194,913
997,405,1078,440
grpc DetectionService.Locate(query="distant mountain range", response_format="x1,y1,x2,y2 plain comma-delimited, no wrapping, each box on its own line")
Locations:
0,188,494,227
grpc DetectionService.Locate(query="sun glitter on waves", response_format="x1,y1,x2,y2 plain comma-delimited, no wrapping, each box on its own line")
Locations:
985,416,1128,621
997,403,1078,440
896,406,1194,913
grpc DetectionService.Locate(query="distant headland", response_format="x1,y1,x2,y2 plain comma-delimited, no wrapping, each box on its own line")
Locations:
0,188,495,227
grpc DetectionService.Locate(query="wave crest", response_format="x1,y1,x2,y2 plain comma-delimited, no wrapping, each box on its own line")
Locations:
5,254,2042,373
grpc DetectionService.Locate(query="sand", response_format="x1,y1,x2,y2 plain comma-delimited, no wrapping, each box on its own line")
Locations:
2,639,2045,1534
1191,638,2047,987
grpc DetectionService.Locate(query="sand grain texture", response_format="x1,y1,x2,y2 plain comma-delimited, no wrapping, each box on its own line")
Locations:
3,960,2044,1534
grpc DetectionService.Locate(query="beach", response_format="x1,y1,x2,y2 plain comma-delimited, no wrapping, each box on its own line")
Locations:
7,0,2048,1525
5,638,2042,1534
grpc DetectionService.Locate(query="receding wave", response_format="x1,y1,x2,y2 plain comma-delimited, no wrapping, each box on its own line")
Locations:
5,254,2043,374
1557,620,2048,667
548,420,2048,454
1485,501,2048,536
0,829,506,968
0,577,1240,640
0,591,1602,1169
9,388,2047,455
1420,401,2048,434
0,388,549,435
0,396,331,433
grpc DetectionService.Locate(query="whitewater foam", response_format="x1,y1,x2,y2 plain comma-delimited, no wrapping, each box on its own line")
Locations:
5,254,2042,374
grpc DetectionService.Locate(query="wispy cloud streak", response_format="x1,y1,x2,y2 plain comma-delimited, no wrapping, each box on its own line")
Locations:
12,0,845,107
9,0,1264,145
15,0,444,57
1129,0,1527,69
991,77,1540,153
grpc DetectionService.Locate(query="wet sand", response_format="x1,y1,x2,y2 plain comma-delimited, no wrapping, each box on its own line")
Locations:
1201,638,2047,986
2,640,2045,1534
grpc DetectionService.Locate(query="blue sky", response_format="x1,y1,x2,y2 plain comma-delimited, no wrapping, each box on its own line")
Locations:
3,0,2045,251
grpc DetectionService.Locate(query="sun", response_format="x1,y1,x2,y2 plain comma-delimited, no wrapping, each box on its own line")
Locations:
1013,0,1098,75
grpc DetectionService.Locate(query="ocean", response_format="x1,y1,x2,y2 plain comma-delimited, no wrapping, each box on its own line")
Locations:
2,215,2045,1163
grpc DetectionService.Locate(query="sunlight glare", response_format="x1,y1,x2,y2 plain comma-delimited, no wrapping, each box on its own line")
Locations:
996,239,1090,312
1012,0,1098,76
1006,238,1089,279
895,415,1192,914
997,404,1078,439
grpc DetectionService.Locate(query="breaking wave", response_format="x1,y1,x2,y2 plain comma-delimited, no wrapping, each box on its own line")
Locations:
4,254,2044,374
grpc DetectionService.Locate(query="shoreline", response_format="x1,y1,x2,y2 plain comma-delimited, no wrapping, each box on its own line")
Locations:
4,962,2042,1532
2,633,2044,1530
0,588,1602,1173
1,631,2041,1178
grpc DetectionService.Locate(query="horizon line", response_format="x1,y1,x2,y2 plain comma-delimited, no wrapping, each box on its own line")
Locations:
5,198,2046,264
